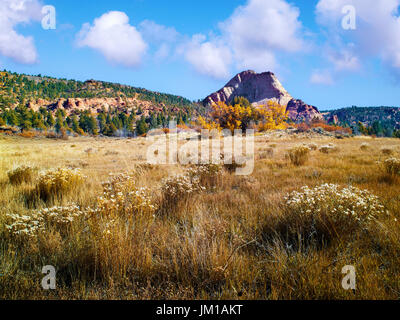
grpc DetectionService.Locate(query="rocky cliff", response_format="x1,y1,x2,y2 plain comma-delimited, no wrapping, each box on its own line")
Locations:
204,70,323,122
25,97,180,117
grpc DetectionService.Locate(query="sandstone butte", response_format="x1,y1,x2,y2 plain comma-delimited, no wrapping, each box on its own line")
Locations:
204,70,323,122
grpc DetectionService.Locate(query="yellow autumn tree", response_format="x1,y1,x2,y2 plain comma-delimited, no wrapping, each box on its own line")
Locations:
255,101,289,131
198,97,288,133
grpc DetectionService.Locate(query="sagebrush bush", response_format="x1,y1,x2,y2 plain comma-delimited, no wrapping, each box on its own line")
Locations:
288,145,310,166
187,163,222,189
360,143,370,151
7,165,36,185
384,158,400,176
259,147,274,159
5,205,87,239
308,143,318,151
222,154,248,173
381,147,394,155
160,172,205,212
36,167,85,201
319,144,338,154
98,172,156,221
273,184,387,248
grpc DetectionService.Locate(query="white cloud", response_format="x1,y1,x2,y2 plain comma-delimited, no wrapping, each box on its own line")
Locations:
139,20,179,44
325,44,361,72
77,11,147,67
310,69,334,85
177,0,306,78
0,0,42,64
316,0,400,77
221,0,304,59
139,20,180,62
181,34,232,79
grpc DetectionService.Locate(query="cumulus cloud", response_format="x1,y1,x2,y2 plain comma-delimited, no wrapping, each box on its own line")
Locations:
310,69,334,85
139,20,179,44
327,46,361,72
221,0,305,71
180,34,232,79
177,0,306,79
139,20,180,62
316,0,400,78
77,11,147,67
0,0,42,64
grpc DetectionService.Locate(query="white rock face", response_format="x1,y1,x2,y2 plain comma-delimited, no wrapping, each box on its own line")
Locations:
204,70,293,107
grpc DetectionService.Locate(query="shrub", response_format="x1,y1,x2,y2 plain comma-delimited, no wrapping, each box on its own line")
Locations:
7,165,36,185
319,144,338,154
360,143,370,151
384,158,400,176
272,184,387,248
287,145,311,166
160,173,205,212
187,163,223,189
37,167,85,201
98,173,156,221
259,148,274,160
308,143,318,151
381,147,394,156
5,205,86,239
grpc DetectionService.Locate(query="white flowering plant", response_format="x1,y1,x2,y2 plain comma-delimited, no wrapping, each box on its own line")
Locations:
281,184,387,245
5,205,87,239
384,158,400,176
98,173,156,221
186,163,223,189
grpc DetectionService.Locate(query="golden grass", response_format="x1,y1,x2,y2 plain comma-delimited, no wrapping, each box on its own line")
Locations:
287,145,311,166
0,134,400,299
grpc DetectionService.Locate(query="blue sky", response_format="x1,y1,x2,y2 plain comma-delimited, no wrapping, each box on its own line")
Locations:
2,0,400,110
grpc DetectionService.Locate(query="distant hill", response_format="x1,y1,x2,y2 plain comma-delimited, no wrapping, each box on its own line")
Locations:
0,70,195,115
0,70,201,137
323,106,400,137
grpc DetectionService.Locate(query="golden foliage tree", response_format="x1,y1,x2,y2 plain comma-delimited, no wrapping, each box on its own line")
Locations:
198,98,288,133
255,101,289,131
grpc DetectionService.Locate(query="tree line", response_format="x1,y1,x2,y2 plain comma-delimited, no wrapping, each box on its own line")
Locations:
0,105,192,137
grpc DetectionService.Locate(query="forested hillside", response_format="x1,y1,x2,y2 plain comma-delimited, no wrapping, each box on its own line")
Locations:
324,106,400,138
0,71,199,137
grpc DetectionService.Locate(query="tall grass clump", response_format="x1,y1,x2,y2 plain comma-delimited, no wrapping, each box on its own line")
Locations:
381,147,394,155
97,172,156,221
160,170,206,214
36,167,86,201
7,165,36,185
319,144,338,154
5,205,87,240
265,184,386,249
308,143,318,151
360,143,370,151
187,163,223,189
384,158,400,176
287,145,311,166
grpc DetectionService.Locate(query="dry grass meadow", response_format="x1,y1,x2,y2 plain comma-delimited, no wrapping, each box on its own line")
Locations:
0,132,400,300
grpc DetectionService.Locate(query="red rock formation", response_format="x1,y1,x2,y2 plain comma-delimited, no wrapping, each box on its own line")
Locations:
286,99,324,122
204,70,323,122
